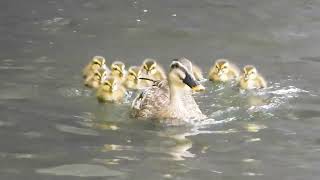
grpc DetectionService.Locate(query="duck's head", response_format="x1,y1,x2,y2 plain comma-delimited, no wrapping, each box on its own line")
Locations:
142,58,158,75
214,59,231,77
100,77,121,93
169,58,205,92
127,66,141,81
84,70,103,88
243,65,258,80
91,56,107,70
111,61,125,77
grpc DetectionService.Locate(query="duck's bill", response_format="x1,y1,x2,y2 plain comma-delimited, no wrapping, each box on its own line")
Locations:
192,84,205,92
183,72,205,92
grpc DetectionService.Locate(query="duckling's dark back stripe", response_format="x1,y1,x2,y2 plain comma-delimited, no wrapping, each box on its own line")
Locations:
145,60,155,67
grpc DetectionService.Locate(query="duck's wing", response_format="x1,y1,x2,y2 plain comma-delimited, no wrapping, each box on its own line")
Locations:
131,80,169,119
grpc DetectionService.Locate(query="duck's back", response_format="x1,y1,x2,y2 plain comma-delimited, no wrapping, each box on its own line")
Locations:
131,81,169,119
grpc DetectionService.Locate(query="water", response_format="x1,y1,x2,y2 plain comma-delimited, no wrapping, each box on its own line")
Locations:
1,0,320,179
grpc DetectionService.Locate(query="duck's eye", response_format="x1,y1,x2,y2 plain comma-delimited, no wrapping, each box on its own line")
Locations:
129,72,135,76
251,71,255,74
215,65,219,69
112,67,117,70
171,63,179,69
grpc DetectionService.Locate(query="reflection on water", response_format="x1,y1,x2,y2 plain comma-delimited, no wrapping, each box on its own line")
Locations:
1,0,320,179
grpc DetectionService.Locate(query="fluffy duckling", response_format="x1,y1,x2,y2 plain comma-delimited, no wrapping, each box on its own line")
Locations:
124,66,143,90
110,61,126,82
96,77,127,103
140,58,166,81
83,56,108,79
84,68,107,89
239,65,267,90
208,59,240,82
192,64,204,81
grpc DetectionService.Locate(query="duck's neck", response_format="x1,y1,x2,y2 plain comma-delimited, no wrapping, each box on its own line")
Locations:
169,85,188,107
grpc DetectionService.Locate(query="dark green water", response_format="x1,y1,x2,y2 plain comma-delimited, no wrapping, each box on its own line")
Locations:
1,0,320,179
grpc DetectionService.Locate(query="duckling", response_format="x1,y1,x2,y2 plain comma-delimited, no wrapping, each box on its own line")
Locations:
140,58,166,81
131,58,206,121
83,56,108,79
84,68,107,89
239,65,267,90
96,77,127,103
110,61,126,82
192,64,204,81
208,59,240,82
123,66,142,90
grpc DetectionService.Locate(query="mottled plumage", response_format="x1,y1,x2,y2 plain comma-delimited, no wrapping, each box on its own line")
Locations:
131,58,206,121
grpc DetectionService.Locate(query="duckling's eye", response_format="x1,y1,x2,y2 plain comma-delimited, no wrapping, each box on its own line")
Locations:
250,71,255,74
215,65,219,69
93,61,101,65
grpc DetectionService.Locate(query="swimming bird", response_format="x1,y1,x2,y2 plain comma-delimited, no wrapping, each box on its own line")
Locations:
208,59,239,82
110,61,126,82
83,56,108,79
239,65,267,90
131,58,206,121
124,66,142,90
96,77,127,103
84,68,107,89
140,58,166,81
192,64,204,81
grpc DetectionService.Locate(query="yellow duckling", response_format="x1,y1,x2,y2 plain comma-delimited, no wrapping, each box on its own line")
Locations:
82,56,108,79
239,65,267,90
208,59,240,82
192,64,204,81
84,68,107,89
96,77,127,103
110,61,126,82
140,58,166,81
123,66,142,90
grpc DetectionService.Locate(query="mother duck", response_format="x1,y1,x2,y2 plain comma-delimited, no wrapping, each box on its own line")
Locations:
131,58,206,121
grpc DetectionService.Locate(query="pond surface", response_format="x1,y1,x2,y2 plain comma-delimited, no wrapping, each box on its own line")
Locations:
0,0,320,179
